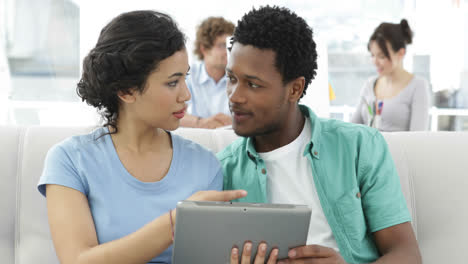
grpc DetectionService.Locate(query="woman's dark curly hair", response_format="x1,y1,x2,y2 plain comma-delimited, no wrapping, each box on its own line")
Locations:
368,19,413,60
230,6,317,99
77,10,186,133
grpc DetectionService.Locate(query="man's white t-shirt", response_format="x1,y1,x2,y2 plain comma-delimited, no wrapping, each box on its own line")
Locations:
258,118,339,251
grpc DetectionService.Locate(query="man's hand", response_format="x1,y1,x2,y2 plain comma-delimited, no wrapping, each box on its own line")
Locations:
278,245,347,264
198,113,232,129
212,113,232,126
230,242,279,264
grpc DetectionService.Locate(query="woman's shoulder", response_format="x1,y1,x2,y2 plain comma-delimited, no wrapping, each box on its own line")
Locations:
171,133,218,161
170,133,221,179
50,127,108,155
366,75,379,84
362,75,379,92
410,75,430,87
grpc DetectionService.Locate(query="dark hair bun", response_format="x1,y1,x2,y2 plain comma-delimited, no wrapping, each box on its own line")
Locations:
77,51,121,110
75,10,186,133
400,19,413,44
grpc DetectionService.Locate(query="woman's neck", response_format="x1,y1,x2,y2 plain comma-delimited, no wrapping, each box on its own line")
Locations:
384,66,409,84
110,115,168,154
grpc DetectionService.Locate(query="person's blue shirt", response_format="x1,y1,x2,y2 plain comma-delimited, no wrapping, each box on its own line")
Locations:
186,61,230,118
38,127,223,264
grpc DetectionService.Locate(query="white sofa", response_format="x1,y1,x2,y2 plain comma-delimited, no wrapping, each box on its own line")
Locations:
1,126,467,264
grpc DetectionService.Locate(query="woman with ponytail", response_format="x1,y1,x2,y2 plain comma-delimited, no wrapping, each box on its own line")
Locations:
37,10,246,264
352,19,431,131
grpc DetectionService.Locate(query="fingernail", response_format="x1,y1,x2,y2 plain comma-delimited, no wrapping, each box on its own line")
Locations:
260,244,267,251
232,248,238,256
289,249,296,258
241,190,247,196
272,248,278,256
246,243,251,250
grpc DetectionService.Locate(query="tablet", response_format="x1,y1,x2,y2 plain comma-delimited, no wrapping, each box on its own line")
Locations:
172,201,311,264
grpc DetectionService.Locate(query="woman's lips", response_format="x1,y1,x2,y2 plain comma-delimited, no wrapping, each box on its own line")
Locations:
173,107,186,119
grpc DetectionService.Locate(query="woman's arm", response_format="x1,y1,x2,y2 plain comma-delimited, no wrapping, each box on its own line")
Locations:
352,80,373,125
47,184,247,264
47,184,173,264
351,97,366,124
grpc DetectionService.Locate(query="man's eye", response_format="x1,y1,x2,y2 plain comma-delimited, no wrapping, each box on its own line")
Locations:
249,82,260,88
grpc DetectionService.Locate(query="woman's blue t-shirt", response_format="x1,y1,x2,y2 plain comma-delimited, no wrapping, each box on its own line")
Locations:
38,127,223,263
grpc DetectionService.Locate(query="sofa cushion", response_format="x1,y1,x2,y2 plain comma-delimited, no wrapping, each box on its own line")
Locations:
4,126,468,264
0,126,20,264
383,132,468,263
16,126,93,264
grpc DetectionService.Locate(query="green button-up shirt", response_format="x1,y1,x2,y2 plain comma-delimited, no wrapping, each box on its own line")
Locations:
217,105,411,264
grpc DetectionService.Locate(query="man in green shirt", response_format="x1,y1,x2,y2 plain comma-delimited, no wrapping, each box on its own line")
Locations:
217,6,421,264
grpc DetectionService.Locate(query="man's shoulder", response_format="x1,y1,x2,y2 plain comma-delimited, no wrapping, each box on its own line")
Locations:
189,61,204,76
216,137,248,163
187,61,207,88
318,117,380,143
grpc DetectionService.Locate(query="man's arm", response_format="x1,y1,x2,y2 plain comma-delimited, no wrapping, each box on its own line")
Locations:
277,228,421,264
180,113,201,127
180,113,232,128
280,130,422,264
371,222,421,264
278,223,421,264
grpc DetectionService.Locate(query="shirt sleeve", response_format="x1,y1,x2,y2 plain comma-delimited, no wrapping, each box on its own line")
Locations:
37,143,88,197
409,79,431,131
199,146,224,191
206,166,223,191
357,131,411,232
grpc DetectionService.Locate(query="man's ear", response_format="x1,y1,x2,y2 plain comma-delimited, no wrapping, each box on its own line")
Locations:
117,89,136,104
200,45,208,58
288,76,305,102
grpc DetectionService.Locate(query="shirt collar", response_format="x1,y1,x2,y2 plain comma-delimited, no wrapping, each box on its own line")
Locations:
300,104,321,159
198,62,227,85
199,62,211,85
245,104,322,161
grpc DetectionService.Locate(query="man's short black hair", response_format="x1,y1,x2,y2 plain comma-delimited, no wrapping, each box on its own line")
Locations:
231,5,317,98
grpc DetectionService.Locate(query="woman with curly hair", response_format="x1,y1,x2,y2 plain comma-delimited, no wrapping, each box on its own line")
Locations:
37,10,245,264
352,19,431,131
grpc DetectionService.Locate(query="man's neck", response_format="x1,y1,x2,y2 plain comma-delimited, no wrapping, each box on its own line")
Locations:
254,106,306,153
204,63,226,83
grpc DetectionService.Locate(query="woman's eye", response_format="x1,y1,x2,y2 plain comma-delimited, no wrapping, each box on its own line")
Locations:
168,81,178,87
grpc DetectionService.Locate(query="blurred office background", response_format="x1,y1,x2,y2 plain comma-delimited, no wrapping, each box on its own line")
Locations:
1,0,468,130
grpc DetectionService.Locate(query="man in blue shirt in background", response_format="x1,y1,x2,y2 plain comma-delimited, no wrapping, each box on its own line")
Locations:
181,17,234,129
